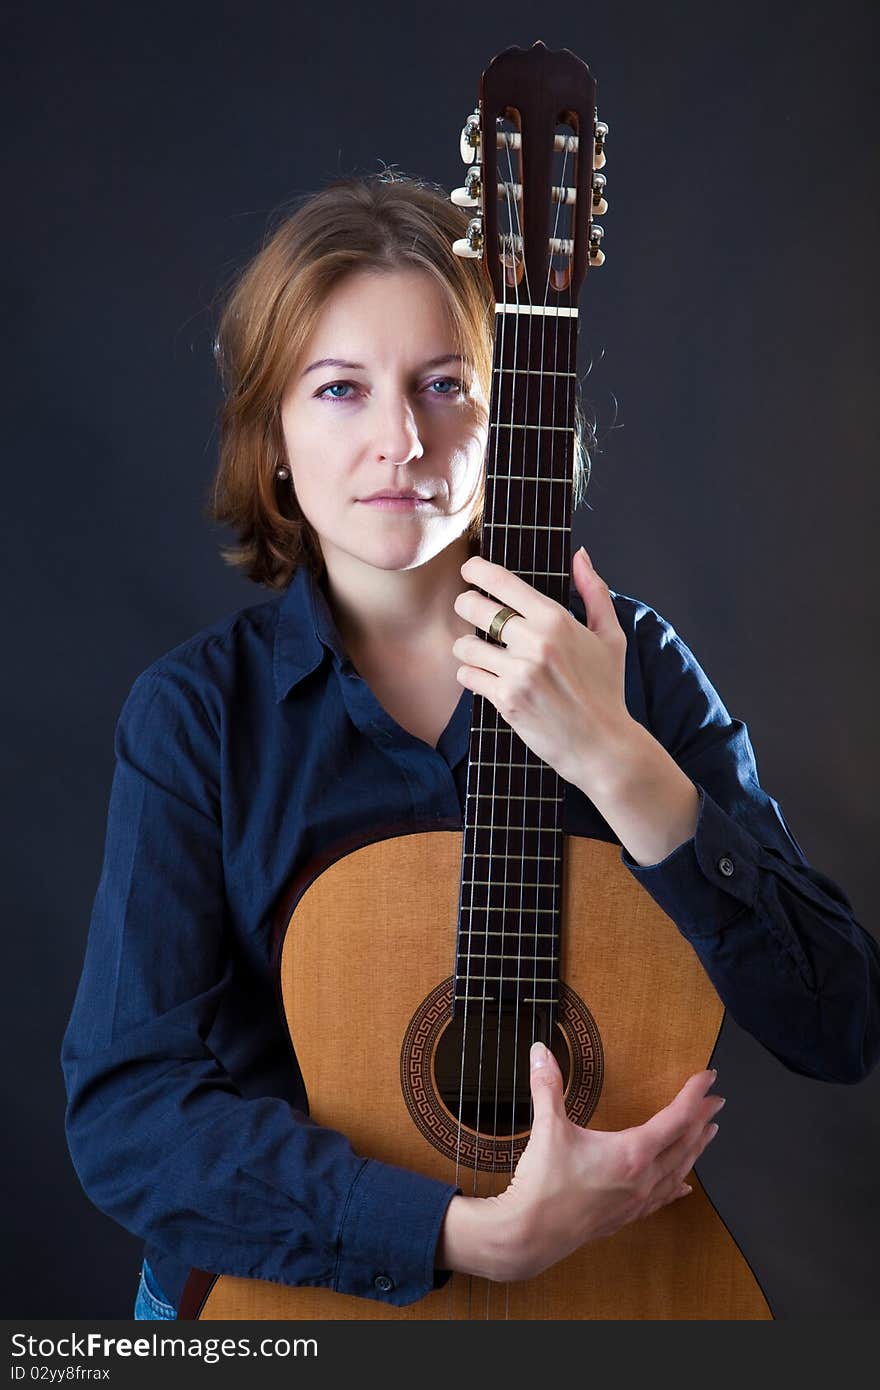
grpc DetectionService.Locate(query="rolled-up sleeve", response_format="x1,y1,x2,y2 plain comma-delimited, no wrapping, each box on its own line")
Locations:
61,669,457,1306
619,605,880,1084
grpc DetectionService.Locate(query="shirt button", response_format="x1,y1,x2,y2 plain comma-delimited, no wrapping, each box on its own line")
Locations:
718,855,735,877
373,1273,395,1293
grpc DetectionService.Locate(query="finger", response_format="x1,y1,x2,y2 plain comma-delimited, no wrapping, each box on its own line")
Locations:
637,1070,719,1152
528,1041,566,1124
454,588,529,644
643,1179,694,1219
451,632,511,676
572,547,621,640
652,1116,722,1189
455,662,502,701
460,555,549,622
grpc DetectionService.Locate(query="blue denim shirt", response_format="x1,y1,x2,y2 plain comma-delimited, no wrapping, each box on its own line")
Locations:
61,563,880,1313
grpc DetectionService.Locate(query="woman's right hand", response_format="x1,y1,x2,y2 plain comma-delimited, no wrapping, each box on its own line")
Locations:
436,1041,725,1283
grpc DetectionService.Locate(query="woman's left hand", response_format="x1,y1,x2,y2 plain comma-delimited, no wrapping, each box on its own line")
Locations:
452,547,637,793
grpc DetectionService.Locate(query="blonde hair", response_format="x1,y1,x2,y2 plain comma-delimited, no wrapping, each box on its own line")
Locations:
208,171,592,589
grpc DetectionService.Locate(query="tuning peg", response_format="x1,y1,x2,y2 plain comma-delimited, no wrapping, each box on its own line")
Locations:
594,118,608,170
460,109,480,165
450,167,481,208
589,222,605,267
592,172,608,215
452,216,483,259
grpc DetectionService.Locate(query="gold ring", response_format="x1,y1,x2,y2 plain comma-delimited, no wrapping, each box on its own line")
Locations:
487,604,521,646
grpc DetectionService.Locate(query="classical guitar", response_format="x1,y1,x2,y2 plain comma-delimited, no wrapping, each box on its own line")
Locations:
182,39,772,1320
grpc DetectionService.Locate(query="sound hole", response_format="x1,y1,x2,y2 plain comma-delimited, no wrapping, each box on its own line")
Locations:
432,1006,570,1135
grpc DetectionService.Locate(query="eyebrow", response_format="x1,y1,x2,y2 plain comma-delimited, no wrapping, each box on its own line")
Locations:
300,353,464,378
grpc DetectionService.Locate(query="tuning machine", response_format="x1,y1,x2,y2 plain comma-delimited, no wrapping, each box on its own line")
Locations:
450,166,481,209
460,108,480,164
452,216,483,259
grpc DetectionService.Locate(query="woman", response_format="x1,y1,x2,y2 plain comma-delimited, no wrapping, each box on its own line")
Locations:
61,173,880,1319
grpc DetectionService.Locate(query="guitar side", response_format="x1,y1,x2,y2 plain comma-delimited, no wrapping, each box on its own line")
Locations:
185,829,772,1320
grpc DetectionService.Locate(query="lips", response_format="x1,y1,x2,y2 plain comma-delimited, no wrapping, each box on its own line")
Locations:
359,490,432,501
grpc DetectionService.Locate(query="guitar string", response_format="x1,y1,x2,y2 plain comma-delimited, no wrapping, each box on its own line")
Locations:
493,132,534,1322
477,134,526,1319
449,112,518,1321
484,147,528,1321
500,125,575,1319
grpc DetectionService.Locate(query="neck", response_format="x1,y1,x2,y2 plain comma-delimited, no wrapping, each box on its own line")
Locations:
320,534,478,655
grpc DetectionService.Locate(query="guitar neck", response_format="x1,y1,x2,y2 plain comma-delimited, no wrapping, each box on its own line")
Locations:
454,304,579,1015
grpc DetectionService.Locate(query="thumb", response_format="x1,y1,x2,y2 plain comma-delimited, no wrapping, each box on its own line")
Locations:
529,1041,565,1123
572,545,616,637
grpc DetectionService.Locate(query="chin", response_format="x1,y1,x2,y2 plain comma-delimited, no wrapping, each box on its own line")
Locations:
367,546,435,573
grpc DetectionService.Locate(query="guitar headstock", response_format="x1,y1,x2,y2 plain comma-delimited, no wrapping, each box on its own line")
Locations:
451,40,607,305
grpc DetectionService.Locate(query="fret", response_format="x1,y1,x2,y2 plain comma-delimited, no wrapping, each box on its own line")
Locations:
490,373,577,420
464,852,561,862
461,905,558,915
492,422,573,433
457,954,559,963
484,462,573,510
461,878,558,888
466,823,563,832
467,793,565,803
459,930,557,939
455,956,558,967
485,473,572,484
496,368,577,377
485,462,574,497
492,330,577,378
495,303,578,317
482,521,571,531
452,992,560,1004
464,761,553,772
469,731,528,741
469,728,539,739
455,973,557,982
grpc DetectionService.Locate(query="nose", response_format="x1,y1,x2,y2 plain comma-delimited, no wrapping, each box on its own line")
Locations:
371,394,425,466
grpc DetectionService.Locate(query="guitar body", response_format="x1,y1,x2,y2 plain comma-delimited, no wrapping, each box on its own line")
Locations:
189,830,771,1319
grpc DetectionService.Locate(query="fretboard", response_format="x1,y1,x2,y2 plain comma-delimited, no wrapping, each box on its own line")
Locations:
454,304,578,1014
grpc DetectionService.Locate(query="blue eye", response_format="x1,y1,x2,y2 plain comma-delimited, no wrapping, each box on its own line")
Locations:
427,378,464,396
317,381,357,401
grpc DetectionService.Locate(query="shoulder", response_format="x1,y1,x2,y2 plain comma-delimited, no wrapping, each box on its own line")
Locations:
570,581,689,660
120,594,282,733
570,580,733,748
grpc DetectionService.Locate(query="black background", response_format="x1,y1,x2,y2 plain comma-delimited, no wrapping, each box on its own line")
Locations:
2,0,878,1318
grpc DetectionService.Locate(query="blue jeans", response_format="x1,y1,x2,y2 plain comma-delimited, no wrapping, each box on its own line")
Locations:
133,1259,176,1320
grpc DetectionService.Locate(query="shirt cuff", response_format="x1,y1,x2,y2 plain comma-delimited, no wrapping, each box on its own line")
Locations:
620,784,759,938
334,1157,459,1306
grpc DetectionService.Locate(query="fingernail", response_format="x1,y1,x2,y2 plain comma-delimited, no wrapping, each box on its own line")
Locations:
710,1069,718,1079
708,1123,719,1138
530,1041,549,1068
578,545,592,565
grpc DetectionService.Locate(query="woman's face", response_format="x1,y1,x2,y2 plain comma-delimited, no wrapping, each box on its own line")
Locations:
279,267,488,575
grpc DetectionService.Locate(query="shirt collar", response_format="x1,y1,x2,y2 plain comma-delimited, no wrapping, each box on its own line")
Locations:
273,564,348,702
